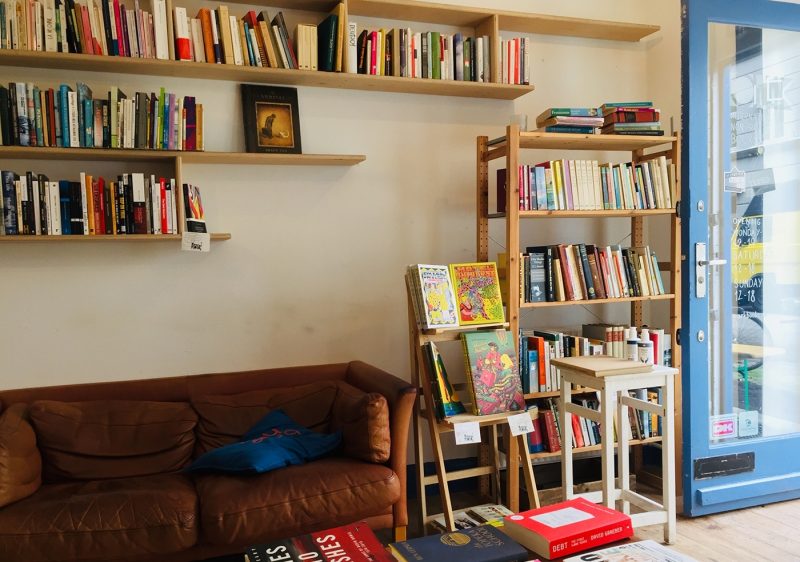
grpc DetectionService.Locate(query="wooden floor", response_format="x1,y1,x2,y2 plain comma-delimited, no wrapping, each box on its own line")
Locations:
631,498,800,562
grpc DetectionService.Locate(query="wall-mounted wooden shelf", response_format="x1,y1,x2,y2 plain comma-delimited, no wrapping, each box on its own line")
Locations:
0,234,231,242
0,146,366,166
489,209,677,219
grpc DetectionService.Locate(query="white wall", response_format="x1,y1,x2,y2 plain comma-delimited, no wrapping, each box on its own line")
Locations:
0,1,681,408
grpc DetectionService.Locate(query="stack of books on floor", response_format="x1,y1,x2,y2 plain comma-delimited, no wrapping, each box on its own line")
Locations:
428,503,514,532
535,107,603,134
601,102,664,136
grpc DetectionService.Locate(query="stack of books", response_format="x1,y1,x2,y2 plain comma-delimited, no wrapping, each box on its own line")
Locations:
535,107,603,134
601,102,664,136
428,503,514,532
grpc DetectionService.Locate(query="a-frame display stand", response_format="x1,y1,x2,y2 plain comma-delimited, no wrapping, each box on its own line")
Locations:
407,279,540,532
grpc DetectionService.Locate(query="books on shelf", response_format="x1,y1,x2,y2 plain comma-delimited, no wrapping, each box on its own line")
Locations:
390,524,530,562
407,264,460,329
428,503,515,532
422,341,466,420
0,82,202,150
500,497,633,560
356,28,491,82
534,107,602,134
512,243,667,305
601,102,664,136
563,539,697,562
0,169,180,235
500,36,530,85
495,156,676,213
461,329,525,416
244,521,395,562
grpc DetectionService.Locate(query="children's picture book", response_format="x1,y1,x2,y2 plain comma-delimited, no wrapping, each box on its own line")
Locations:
389,524,530,562
563,540,698,562
244,521,395,562
425,341,466,419
415,264,460,328
461,330,525,415
450,262,505,325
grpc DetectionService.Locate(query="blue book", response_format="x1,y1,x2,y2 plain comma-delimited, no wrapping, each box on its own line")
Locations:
76,82,92,147
534,166,547,210
33,86,43,146
58,180,72,235
612,166,622,209
389,524,528,562
84,98,93,148
541,125,597,134
59,85,71,147
527,349,539,395
244,23,256,65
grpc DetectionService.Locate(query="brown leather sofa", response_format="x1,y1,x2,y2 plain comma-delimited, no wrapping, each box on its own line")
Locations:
0,361,416,562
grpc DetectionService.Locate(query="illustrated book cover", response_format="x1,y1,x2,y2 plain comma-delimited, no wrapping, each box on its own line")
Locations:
563,540,698,562
424,341,466,419
415,264,459,328
461,329,525,416
449,262,505,325
500,497,633,560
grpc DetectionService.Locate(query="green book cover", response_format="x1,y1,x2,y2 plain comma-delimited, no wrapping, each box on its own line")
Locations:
431,31,441,79
316,14,338,72
461,330,525,416
425,341,466,419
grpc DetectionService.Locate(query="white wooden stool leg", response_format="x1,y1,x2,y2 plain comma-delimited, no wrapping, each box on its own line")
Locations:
662,378,677,544
600,385,615,509
617,390,630,515
561,379,574,500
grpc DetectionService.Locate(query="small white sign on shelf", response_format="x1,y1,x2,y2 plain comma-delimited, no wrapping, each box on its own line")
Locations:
181,232,210,252
454,421,481,445
507,412,534,436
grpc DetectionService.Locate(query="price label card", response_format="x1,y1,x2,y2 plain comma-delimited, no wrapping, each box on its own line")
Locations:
181,232,210,253
454,421,481,445
507,412,534,436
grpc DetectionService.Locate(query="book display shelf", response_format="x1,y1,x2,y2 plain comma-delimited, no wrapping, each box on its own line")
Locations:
405,278,540,533
476,124,683,488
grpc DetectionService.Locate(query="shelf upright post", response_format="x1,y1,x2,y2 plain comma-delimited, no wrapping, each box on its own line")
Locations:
669,132,683,498
475,14,500,84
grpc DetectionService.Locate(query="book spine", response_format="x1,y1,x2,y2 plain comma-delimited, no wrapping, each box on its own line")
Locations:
577,244,595,299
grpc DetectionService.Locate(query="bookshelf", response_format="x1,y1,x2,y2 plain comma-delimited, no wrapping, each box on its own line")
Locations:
476,124,682,487
0,1,659,100
406,280,539,532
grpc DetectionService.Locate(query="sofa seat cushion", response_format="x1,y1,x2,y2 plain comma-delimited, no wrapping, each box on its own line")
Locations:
195,456,400,546
0,474,198,562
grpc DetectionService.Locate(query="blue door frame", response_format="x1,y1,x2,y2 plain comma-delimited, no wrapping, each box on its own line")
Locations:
682,0,800,517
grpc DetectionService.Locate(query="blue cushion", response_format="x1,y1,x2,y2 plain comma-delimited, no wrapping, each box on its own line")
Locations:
186,409,341,474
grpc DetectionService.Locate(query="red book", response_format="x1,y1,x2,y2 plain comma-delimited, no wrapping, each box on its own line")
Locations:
113,0,125,56
369,31,378,75
528,416,544,453
605,109,661,123
501,497,633,560
80,5,94,54
528,336,546,391
160,178,168,234
570,410,585,448
539,410,560,452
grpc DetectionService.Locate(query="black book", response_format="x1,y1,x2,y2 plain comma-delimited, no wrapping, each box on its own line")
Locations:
577,243,596,299
135,92,148,149
115,178,126,234
58,180,71,235
527,245,554,302
101,0,115,55
37,174,49,235
103,179,113,234
0,86,9,146
69,180,83,235
66,0,81,53
1,171,18,235
123,175,134,234
23,172,35,235
9,83,19,145
385,29,393,76
421,33,428,78
356,30,368,74
316,13,337,72
399,29,406,77
621,248,639,297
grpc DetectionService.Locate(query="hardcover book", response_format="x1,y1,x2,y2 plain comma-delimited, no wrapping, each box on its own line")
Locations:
414,264,459,329
449,262,505,325
389,524,529,562
424,341,466,419
245,521,394,562
500,498,633,560
461,330,525,416
563,539,697,562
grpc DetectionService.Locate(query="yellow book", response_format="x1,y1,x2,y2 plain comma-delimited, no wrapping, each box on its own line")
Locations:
217,5,234,64
552,159,564,210
449,262,505,326
378,28,386,76
330,2,345,72
553,257,565,301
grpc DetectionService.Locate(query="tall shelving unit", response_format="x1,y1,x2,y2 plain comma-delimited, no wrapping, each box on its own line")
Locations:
476,124,683,491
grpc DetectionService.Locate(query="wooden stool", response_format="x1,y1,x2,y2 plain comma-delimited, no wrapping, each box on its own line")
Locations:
552,356,678,544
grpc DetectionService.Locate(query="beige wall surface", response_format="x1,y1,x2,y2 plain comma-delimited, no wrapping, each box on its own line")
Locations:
0,0,681,410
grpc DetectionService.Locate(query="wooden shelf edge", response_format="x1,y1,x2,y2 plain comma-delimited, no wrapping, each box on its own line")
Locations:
489,209,676,219
515,131,677,151
521,294,675,308
0,233,231,242
0,50,533,100
529,436,663,461
524,387,595,399
0,146,366,165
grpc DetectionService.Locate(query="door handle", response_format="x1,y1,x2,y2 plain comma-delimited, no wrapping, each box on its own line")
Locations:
698,259,728,266
695,243,726,298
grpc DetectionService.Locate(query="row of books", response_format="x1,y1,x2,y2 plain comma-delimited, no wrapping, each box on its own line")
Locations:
601,102,663,136
534,103,665,136
519,243,667,304
0,82,202,150
500,37,530,85
422,329,525,419
529,396,602,453
357,29,490,83
0,170,182,235
584,323,671,366
406,262,504,330
496,156,676,212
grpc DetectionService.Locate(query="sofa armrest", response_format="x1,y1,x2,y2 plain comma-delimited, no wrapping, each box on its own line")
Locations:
345,361,416,528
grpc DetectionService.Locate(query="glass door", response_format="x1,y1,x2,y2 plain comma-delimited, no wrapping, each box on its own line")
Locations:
683,0,800,516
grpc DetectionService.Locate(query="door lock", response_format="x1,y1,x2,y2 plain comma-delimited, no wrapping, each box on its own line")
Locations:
695,243,727,298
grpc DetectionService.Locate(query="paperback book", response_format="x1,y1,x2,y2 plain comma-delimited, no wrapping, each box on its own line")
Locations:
415,264,460,328
424,341,466,419
449,262,505,325
389,524,530,562
563,540,698,562
461,329,525,415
